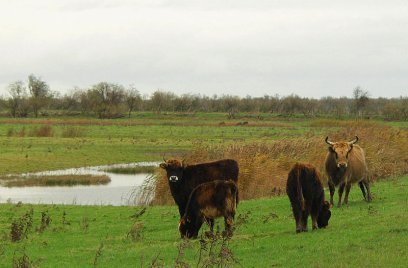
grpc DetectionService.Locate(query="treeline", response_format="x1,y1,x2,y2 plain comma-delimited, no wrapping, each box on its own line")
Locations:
1,75,407,120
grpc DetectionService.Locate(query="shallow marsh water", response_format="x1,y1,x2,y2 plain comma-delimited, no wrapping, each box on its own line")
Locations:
0,162,158,206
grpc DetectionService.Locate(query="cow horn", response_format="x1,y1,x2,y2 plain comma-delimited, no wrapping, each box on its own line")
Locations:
348,136,359,145
162,155,167,162
325,136,335,145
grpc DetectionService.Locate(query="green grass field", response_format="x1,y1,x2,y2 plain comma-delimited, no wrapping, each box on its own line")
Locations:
0,113,321,174
0,175,407,267
0,113,407,267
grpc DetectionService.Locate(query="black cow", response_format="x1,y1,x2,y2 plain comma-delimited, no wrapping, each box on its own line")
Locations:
159,159,239,218
179,180,239,239
286,163,331,233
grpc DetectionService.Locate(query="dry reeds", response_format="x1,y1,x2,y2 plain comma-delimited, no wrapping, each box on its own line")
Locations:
152,122,408,204
2,175,111,187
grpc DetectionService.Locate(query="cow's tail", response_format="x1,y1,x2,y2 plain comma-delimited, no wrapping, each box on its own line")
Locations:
234,184,239,206
296,165,305,211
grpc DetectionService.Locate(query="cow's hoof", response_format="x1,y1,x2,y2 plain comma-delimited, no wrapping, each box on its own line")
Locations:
204,231,214,239
222,230,233,238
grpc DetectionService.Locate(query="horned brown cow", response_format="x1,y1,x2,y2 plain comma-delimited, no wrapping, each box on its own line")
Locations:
325,136,372,207
286,163,331,233
159,159,239,218
178,180,239,239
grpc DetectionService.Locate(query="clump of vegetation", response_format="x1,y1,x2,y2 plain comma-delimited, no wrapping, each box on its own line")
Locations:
2,175,111,187
93,242,104,267
104,166,156,174
153,122,408,204
81,217,89,233
61,211,70,226
10,208,34,242
12,250,34,268
61,126,86,138
126,222,144,242
28,125,53,137
6,125,53,137
37,210,52,233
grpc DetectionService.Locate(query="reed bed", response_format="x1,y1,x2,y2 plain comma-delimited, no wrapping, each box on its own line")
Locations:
1,175,111,187
152,122,408,204
103,166,156,174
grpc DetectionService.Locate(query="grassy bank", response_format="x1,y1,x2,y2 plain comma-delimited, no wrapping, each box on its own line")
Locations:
0,175,111,187
0,175,407,267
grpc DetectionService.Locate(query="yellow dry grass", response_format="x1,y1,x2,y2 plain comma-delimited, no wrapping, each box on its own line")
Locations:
153,121,408,204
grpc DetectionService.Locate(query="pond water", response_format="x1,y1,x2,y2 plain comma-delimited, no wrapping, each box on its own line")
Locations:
0,162,158,206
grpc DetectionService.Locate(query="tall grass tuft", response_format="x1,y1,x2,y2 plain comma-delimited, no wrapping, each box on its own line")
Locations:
152,122,408,204
28,125,54,137
61,126,86,138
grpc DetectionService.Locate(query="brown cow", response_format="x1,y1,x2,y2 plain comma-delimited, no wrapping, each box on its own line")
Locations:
325,136,372,207
179,180,239,239
159,159,239,218
286,163,331,233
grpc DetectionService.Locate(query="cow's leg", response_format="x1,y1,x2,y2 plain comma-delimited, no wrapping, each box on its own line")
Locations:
337,183,345,207
359,181,367,200
222,216,234,237
344,184,352,205
204,218,215,238
311,199,321,230
328,179,335,206
301,210,309,232
362,179,372,202
292,204,303,233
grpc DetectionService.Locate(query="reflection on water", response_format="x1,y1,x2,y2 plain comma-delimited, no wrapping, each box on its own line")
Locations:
0,162,158,206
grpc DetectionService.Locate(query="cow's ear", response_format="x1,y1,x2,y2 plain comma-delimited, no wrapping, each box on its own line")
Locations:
159,163,167,169
328,146,335,153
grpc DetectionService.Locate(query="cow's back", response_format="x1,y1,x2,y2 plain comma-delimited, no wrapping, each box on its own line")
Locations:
188,180,238,218
287,163,324,202
345,145,368,183
184,159,238,189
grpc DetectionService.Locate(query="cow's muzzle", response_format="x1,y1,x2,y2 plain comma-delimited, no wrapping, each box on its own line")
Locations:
337,163,347,169
169,176,179,182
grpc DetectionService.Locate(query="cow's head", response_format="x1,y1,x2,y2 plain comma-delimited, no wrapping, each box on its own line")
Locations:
325,136,359,170
178,216,197,239
159,158,186,183
317,201,331,228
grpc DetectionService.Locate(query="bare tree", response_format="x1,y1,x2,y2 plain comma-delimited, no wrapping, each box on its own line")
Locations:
124,85,142,117
353,86,370,118
88,82,125,118
7,80,29,117
28,74,51,117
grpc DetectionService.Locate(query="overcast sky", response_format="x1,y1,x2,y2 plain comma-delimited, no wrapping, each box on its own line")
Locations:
1,1,407,98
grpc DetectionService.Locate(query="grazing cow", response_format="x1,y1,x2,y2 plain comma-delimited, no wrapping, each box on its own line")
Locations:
179,180,239,239
325,136,372,207
159,159,239,218
286,163,331,233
